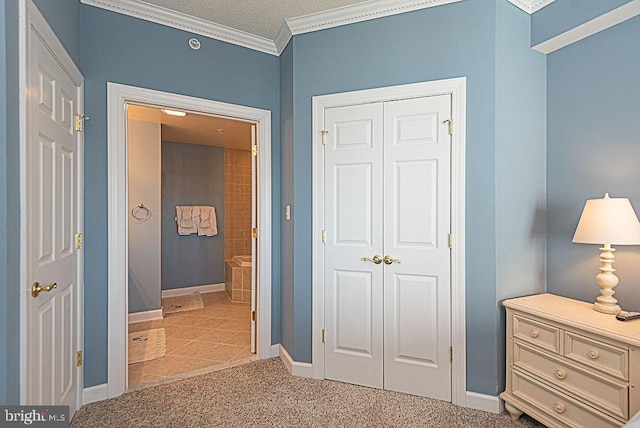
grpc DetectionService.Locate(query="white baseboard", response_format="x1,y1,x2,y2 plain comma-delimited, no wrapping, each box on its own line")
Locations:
279,344,313,378
128,309,163,324
465,391,505,414
83,383,108,405
270,343,281,358
161,283,225,298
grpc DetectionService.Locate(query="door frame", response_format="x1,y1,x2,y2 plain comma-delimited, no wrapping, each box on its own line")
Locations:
106,83,273,398
311,78,466,406
19,0,85,408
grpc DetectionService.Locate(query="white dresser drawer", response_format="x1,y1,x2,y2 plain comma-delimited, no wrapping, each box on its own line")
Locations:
514,340,628,420
513,313,561,354
564,332,628,381
512,370,623,428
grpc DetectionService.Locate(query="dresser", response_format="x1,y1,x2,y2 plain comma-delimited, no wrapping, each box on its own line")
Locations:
500,294,640,427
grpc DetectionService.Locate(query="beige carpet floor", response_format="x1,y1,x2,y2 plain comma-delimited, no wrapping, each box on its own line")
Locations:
72,359,543,427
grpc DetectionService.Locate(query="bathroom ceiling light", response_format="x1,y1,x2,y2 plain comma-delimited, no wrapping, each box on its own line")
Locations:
161,109,187,117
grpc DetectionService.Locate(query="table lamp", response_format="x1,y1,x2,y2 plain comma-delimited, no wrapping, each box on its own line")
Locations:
572,193,640,314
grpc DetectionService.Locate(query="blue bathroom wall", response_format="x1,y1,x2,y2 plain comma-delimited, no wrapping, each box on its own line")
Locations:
287,0,504,394
546,15,640,311
79,4,280,387
161,142,225,290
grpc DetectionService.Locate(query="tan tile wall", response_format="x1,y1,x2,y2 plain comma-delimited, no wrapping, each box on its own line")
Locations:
224,148,252,260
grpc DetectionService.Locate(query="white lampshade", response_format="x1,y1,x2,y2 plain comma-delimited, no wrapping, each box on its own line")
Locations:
573,193,640,245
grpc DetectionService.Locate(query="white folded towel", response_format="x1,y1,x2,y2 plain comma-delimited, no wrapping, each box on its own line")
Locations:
176,206,196,235
197,206,217,237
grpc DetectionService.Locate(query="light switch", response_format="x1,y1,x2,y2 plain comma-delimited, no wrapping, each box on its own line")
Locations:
285,205,291,221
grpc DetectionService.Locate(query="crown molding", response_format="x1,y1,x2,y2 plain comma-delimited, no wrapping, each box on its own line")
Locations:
274,22,293,55
507,0,556,14
286,0,462,37
532,0,640,54
80,0,279,55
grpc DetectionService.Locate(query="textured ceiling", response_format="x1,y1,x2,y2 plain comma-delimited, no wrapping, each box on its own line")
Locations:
128,105,253,150
138,0,368,39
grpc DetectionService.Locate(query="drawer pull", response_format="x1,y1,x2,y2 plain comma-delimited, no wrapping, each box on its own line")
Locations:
588,350,599,360
530,330,540,338
554,402,566,414
555,369,567,380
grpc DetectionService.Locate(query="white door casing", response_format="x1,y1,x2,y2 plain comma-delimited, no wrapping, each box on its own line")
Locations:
382,96,451,399
107,83,273,398
21,0,84,413
251,124,257,354
312,78,466,406
323,103,385,388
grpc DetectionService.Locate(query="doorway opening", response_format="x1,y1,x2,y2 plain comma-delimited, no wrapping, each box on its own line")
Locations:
107,83,273,398
125,105,258,389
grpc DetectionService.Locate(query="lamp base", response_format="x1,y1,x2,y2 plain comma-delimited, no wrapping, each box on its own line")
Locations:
593,244,621,315
593,301,621,315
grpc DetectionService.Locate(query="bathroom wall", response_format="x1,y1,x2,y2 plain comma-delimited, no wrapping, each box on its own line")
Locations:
128,120,162,314
162,141,225,289
224,148,252,260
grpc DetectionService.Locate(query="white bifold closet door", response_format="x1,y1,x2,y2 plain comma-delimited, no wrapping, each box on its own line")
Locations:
324,95,452,400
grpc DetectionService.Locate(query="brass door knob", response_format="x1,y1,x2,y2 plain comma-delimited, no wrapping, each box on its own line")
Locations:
383,255,401,265
32,281,57,298
362,255,383,265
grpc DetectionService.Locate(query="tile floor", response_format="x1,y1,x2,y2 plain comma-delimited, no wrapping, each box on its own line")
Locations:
128,291,253,388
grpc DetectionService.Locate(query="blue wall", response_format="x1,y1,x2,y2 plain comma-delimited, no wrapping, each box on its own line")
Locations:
546,15,640,310
279,41,294,354
2,0,22,405
1,0,9,406
79,5,280,387
288,0,505,393
494,0,547,393
531,0,633,46
161,142,225,291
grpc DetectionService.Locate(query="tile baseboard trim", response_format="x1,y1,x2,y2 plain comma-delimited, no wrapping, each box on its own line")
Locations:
161,283,225,298
465,391,505,414
127,309,163,324
279,344,313,378
83,383,108,405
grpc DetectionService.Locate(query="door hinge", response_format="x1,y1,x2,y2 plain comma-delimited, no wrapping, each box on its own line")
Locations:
252,227,258,238
321,230,326,244
444,119,453,136
252,311,257,322
322,329,326,343
321,130,328,146
448,233,453,248
75,233,83,249
449,346,453,363
76,351,83,367
252,144,258,156
75,115,89,132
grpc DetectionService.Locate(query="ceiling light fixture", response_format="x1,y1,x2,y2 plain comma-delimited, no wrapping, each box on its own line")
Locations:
161,109,187,117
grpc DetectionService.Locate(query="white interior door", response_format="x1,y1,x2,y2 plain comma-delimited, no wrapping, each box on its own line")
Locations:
26,24,82,411
250,124,257,354
382,96,451,399
323,95,452,399
324,103,385,388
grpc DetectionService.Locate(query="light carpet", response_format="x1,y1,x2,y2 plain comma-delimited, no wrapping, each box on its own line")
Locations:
128,328,166,364
72,359,543,428
162,293,204,314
